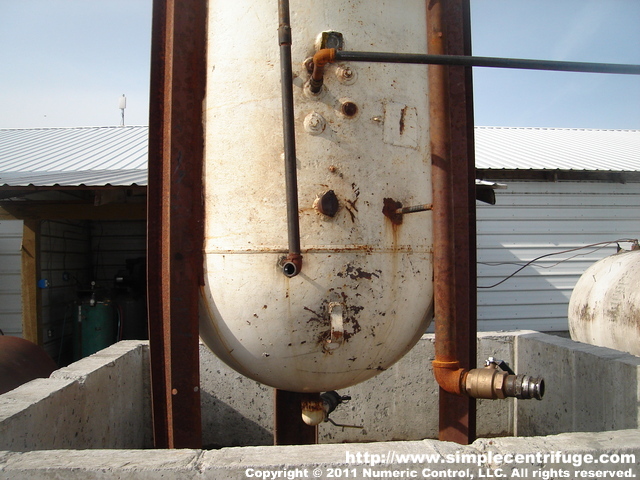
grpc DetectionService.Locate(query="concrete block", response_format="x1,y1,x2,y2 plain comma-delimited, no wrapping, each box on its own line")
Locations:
3,330,639,467
317,335,438,444
200,333,518,447
0,377,77,451
51,340,152,449
472,429,640,478
515,332,640,436
0,341,151,451
476,332,515,438
199,343,273,448
1,429,637,479
0,449,203,480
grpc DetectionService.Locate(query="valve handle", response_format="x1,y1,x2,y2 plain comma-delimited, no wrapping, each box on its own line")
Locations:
326,417,364,430
485,356,515,375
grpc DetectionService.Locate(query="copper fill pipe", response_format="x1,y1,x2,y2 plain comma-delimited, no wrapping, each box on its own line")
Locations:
310,48,336,93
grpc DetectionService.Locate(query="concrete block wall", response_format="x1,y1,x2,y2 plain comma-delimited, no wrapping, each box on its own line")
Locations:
200,332,517,447
200,330,640,446
514,332,640,436
0,341,151,451
1,332,639,453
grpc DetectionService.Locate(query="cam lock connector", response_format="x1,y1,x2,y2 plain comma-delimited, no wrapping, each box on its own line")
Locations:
464,357,545,400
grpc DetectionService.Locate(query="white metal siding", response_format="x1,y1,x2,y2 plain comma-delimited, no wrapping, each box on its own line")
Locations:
476,181,640,332
0,220,23,336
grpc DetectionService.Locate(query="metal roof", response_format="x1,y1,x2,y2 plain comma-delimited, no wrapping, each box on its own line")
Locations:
0,126,147,187
0,125,638,188
475,126,640,171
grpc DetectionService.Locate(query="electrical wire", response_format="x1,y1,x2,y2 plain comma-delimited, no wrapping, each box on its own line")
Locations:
478,238,639,289
479,243,615,269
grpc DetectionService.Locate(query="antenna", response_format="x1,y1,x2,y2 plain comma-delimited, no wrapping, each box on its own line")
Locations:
119,94,126,126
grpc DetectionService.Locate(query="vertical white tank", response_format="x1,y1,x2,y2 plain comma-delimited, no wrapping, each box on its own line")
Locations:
200,0,434,392
568,248,640,357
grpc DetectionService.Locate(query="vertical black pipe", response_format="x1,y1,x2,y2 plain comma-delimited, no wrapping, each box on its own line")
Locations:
278,0,302,276
274,1,314,445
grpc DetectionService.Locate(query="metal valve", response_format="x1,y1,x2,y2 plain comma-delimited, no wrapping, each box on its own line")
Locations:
301,391,363,429
321,391,364,429
465,358,545,401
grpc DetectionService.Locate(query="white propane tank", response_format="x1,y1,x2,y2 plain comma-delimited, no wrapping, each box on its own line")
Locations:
200,1,434,392
568,248,640,357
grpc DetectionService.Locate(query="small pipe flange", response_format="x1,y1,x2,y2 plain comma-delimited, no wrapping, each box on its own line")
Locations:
282,253,303,277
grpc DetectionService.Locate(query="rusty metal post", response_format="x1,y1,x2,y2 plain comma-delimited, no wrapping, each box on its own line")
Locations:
427,0,477,444
147,0,207,449
274,390,319,445
444,0,477,444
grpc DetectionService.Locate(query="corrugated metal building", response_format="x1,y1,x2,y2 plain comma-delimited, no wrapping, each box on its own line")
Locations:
0,125,638,361
475,127,640,332
0,126,148,364
0,125,147,187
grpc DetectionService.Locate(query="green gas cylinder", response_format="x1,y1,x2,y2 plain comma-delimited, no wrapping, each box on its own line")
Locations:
74,300,117,360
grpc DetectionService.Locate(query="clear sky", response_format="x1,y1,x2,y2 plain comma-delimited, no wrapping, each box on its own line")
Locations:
471,0,640,129
0,0,638,130
0,0,153,129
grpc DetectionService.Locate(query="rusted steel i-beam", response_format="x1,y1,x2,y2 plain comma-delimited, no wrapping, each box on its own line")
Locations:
274,390,319,445
147,0,207,449
427,0,477,444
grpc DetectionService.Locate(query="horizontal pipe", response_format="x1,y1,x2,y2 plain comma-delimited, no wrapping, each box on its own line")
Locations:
395,203,433,215
332,49,640,75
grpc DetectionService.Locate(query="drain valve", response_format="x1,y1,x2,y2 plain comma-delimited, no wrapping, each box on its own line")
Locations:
301,391,363,429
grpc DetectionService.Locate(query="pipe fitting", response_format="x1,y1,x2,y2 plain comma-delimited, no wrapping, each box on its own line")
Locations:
464,362,544,400
504,374,545,400
432,359,466,396
282,253,302,278
301,391,351,426
465,363,509,399
301,397,325,427
309,48,337,94
313,190,339,217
